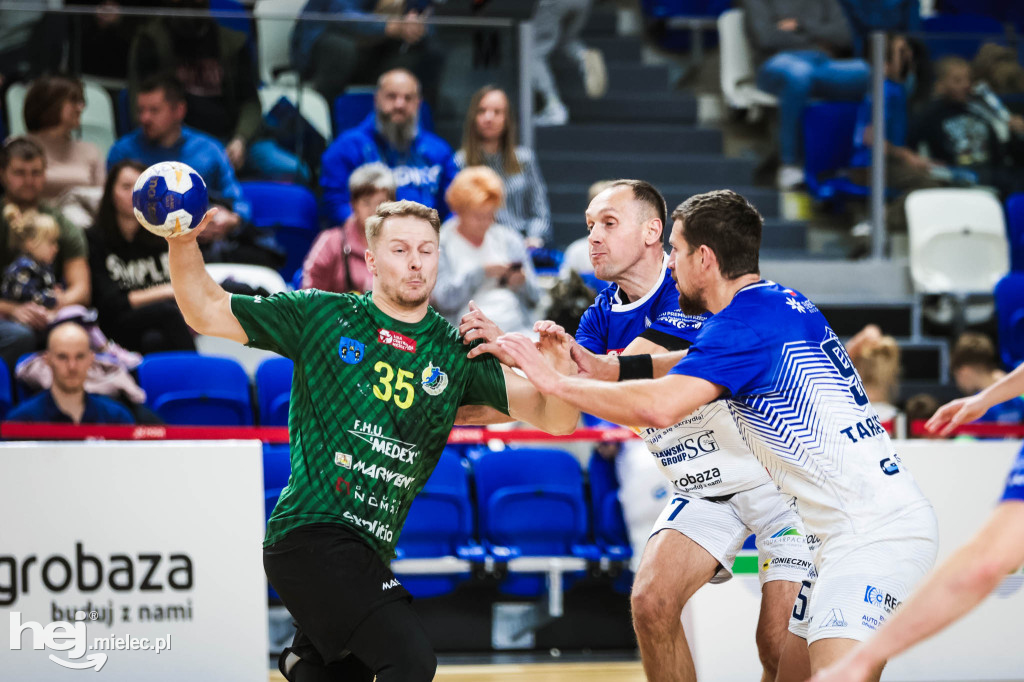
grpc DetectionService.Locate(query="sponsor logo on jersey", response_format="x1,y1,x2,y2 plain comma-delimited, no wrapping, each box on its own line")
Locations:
382,579,401,591
761,557,814,572
821,608,847,628
770,526,803,539
351,460,416,490
1006,471,1024,490
334,452,352,469
421,362,448,396
656,429,719,466
654,311,704,331
840,415,887,443
338,336,365,364
253,295,263,303
671,467,721,489
377,328,417,353
349,420,420,463
342,511,394,543
861,614,885,631
879,457,900,476
864,586,901,613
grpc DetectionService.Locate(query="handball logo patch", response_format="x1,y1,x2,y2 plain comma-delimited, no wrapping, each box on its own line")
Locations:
334,452,352,469
421,362,448,396
338,336,364,364
377,329,417,353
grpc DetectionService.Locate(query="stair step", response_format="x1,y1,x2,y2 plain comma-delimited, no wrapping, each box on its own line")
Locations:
582,10,619,36
538,151,756,186
560,92,697,124
535,123,722,155
585,36,644,61
552,62,672,93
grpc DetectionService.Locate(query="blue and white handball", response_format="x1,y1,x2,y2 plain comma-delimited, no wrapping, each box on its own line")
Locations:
132,161,208,238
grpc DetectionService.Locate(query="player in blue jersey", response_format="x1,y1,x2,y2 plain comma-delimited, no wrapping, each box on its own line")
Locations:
494,190,937,682
810,362,1024,682
466,180,812,682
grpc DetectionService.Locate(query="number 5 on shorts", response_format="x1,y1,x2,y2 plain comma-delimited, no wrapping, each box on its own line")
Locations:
792,579,812,621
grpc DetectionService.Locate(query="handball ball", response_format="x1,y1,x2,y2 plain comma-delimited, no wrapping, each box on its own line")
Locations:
132,161,208,238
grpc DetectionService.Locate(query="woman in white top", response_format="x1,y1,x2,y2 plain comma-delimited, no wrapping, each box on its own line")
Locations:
454,86,551,247
432,166,540,335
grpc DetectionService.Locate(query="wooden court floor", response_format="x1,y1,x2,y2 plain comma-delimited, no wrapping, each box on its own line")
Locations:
269,660,647,681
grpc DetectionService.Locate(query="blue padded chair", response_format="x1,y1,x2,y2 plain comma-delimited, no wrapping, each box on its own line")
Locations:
393,448,481,598
332,92,434,136
1005,193,1024,272
587,452,631,560
256,356,293,426
801,101,866,204
921,14,1006,60
240,181,319,282
263,443,291,491
995,273,1024,370
475,447,598,596
138,352,254,425
0,360,12,420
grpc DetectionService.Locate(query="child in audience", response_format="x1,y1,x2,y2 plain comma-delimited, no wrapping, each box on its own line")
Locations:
0,204,61,310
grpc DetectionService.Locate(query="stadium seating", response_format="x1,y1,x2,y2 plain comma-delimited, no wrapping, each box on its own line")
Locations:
262,443,291,490
0,361,12,421
717,9,777,116
332,91,435,136
920,13,1006,60
239,181,320,281
258,84,333,142
392,448,483,598
253,0,301,85
137,352,254,425
255,356,293,426
801,101,866,203
1005,193,1024,272
995,272,1024,369
587,452,631,560
6,79,116,158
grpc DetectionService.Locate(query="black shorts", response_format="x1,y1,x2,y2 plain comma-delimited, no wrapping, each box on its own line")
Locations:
263,523,412,665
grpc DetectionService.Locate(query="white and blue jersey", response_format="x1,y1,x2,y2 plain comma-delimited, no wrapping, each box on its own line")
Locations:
1002,445,1024,502
576,257,773,497
669,280,930,539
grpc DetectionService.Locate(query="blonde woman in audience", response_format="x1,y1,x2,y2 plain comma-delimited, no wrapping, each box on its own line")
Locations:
456,86,551,247
433,166,540,335
846,324,902,423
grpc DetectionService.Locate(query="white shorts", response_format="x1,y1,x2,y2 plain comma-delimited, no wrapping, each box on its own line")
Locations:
788,503,939,644
650,481,813,586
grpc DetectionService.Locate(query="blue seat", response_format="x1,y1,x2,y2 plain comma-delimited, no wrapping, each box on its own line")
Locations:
332,92,434,136
240,181,319,282
256,356,293,426
475,447,597,596
1005,193,1024,272
263,443,291,490
801,101,867,204
587,452,631,560
137,352,254,425
641,0,730,18
0,360,12,420
995,273,1024,369
921,14,1006,60
393,448,480,597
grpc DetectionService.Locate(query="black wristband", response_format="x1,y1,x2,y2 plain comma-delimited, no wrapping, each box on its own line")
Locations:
618,354,653,381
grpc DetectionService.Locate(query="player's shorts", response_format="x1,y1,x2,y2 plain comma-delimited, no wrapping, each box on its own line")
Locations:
650,481,814,585
263,523,412,665
1001,443,1024,502
787,502,938,644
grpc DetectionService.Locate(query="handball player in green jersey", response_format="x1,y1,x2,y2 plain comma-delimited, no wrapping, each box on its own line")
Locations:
166,201,579,682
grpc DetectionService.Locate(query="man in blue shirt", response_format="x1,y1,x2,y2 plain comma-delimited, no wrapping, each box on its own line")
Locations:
321,69,457,225
107,74,251,223
8,322,134,424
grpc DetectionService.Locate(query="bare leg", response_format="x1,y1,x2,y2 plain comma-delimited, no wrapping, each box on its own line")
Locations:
809,638,885,681
756,580,801,682
774,632,811,682
630,530,719,682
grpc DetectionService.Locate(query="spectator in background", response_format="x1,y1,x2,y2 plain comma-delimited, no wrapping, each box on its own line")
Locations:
0,205,60,311
0,138,91,369
456,86,551,247
847,323,901,422
302,162,395,294
951,332,1024,424
65,0,143,81
0,3,65,86
743,0,869,190
291,0,440,108
321,69,458,224
23,75,106,227
531,0,607,126
433,167,540,335
88,159,195,354
129,0,305,180
7,322,134,424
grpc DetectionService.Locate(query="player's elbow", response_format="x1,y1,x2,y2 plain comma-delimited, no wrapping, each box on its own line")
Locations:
639,406,677,430
546,415,579,437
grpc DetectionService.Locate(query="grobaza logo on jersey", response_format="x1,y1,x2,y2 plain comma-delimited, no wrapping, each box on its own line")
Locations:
338,336,365,364
421,362,448,396
657,429,719,466
377,328,417,353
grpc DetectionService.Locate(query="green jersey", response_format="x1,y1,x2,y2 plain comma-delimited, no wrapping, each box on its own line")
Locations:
231,290,509,559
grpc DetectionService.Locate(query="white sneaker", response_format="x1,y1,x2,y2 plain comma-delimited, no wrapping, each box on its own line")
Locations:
777,165,805,191
581,48,608,98
534,100,569,126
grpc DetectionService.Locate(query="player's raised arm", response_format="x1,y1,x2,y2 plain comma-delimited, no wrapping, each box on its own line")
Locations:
927,361,1024,436
166,208,248,344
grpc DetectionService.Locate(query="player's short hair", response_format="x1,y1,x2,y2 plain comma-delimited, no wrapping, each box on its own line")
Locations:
950,332,998,372
139,73,187,106
671,189,762,279
349,162,397,203
24,75,85,133
0,136,45,170
607,179,667,232
445,166,504,213
365,200,440,245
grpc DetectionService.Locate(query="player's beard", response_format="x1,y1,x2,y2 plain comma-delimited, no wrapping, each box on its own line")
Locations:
677,288,708,316
382,277,431,309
